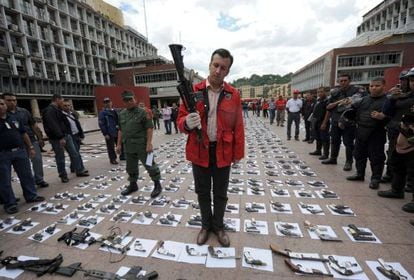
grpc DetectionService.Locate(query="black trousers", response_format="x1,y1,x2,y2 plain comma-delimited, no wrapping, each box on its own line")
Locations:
353,128,386,181
389,150,414,192
105,136,118,162
304,119,311,140
192,143,230,231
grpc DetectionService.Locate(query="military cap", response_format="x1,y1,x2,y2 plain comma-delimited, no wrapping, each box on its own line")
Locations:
103,97,111,102
122,91,135,100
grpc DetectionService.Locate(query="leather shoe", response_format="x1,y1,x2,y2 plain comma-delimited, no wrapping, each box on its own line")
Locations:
319,155,328,160
322,158,337,164
369,180,380,190
37,181,49,188
26,196,45,203
378,189,404,199
343,161,352,171
76,171,89,177
346,174,364,181
380,174,392,183
5,205,18,214
60,176,69,183
150,180,162,198
309,150,322,156
214,230,230,247
402,201,414,213
196,228,209,245
121,182,138,196
110,160,118,164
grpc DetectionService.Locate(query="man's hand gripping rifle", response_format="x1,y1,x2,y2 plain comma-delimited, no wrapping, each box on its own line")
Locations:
169,44,203,142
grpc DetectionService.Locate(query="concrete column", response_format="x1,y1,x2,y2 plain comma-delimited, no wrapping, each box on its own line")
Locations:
157,99,161,109
30,98,41,120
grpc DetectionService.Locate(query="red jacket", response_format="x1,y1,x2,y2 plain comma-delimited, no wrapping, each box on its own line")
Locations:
177,80,245,168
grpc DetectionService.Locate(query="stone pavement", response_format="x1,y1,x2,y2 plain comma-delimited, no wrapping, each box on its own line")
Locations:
0,117,413,280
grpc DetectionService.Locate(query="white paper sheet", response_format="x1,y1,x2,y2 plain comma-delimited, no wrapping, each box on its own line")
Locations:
99,236,134,254
323,254,369,280
306,225,338,240
151,240,183,262
28,226,61,243
6,222,39,235
269,203,292,214
0,256,38,279
178,243,209,265
244,219,269,235
206,247,237,268
343,226,381,244
274,222,303,238
74,232,102,250
146,152,154,166
131,212,158,225
366,260,413,280
298,203,325,215
242,247,274,272
126,238,158,258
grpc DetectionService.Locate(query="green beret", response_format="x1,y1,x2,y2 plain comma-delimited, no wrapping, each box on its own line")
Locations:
122,91,134,100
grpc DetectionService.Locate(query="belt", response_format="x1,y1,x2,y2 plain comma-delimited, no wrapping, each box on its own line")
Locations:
209,141,217,147
0,147,21,153
289,111,300,114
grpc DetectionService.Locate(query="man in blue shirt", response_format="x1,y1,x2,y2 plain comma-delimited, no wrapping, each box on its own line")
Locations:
0,96,44,214
98,97,120,164
3,93,49,188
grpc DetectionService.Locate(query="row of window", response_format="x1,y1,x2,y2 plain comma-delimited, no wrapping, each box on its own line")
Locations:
338,52,401,67
135,72,178,84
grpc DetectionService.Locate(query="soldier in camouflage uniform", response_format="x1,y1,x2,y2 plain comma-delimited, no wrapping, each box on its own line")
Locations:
116,91,162,198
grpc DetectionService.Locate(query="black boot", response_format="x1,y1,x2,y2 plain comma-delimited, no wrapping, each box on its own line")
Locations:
121,182,138,196
370,164,384,189
377,189,404,199
343,161,352,171
346,174,365,181
402,197,414,213
309,141,322,156
319,142,330,160
322,144,338,164
322,158,337,164
151,180,162,198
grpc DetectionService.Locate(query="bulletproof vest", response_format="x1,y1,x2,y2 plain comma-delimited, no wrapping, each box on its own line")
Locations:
313,98,328,121
331,85,359,121
388,92,414,129
356,95,387,128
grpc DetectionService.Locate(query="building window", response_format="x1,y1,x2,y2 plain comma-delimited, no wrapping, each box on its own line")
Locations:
368,52,400,65
338,55,366,67
135,71,177,84
338,71,363,82
368,69,384,78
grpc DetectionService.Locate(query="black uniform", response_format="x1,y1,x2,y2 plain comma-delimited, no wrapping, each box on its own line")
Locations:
302,97,316,141
327,85,359,163
383,92,414,183
353,94,389,183
310,97,330,157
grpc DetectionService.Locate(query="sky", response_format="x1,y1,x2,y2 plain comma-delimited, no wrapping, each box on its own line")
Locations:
105,0,382,82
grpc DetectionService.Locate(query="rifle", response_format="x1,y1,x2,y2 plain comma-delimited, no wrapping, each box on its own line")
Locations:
1,253,63,277
169,44,203,142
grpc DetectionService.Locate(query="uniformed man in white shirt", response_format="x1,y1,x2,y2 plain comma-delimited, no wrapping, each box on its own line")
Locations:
286,90,303,140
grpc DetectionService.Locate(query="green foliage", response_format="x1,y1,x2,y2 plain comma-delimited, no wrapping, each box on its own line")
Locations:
231,73,293,87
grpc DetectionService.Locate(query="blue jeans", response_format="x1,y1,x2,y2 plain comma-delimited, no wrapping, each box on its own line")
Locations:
50,135,82,177
0,148,38,209
269,109,275,124
164,120,171,134
31,141,44,184
70,134,86,172
287,112,300,138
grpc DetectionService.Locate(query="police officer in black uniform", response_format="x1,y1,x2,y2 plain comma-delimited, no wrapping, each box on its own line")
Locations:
0,96,44,214
309,87,330,159
380,70,414,186
322,74,359,171
346,77,389,189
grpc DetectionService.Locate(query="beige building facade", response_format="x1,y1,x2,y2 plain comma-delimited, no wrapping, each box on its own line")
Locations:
83,0,124,26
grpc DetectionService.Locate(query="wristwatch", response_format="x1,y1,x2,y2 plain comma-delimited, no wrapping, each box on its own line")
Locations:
29,145,35,149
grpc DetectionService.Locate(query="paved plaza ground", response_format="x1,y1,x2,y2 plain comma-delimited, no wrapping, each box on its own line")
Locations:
0,116,413,280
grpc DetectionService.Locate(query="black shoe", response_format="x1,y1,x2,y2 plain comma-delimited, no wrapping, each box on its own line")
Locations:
151,180,162,198
27,196,45,203
308,139,314,144
402,202,414,213
76,171,89,177
380,174,392,183
346,174,365,181
5,205,18,214
405,185,414,193
110,160,118,164
322,158,337,165
319,155,328,160
343,161,352,171
309,150,322,156
295,137,299,141
60,176,69,183
37,181,49,188
377,189,404,199
369,180,380,190
287,137,291,141
121,182,138,196
302,138,309,142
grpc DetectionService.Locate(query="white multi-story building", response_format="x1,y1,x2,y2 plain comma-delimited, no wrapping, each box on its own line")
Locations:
0,0,156,114
292,0,414,93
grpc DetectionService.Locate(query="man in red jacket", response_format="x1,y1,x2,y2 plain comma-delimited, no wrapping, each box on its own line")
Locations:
177,48,245,247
